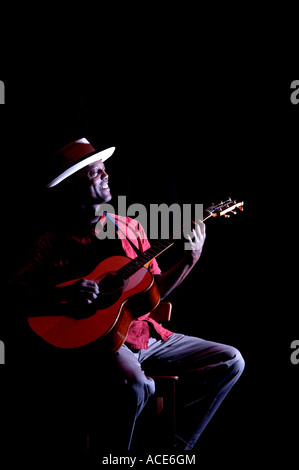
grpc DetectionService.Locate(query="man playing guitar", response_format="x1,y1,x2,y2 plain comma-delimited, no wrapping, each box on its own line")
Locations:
9,138,244,460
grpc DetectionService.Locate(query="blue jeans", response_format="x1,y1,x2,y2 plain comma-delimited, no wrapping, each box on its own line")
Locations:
109,333,245,450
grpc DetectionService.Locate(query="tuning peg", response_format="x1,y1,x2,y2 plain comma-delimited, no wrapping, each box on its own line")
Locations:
224,214,230,218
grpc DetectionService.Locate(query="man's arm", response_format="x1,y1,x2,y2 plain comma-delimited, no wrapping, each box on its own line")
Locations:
8,233,100,318
154,221,206,299
8,277,100,318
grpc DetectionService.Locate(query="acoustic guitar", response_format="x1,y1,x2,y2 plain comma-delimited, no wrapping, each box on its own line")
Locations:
28,199,243,351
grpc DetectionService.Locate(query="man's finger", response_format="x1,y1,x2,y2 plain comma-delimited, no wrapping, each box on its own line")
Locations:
81,279,99,292
186,233,193,245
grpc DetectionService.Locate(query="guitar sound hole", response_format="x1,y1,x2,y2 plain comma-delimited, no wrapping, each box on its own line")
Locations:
95,272,125,309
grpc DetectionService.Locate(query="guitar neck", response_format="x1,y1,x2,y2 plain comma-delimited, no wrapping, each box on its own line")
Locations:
118,199,243,279
118,238,174,279
119,216,210,279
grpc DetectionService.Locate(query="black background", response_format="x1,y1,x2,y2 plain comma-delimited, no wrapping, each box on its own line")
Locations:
0,14,297,468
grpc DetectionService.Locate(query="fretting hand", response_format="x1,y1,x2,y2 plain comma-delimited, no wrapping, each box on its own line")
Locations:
184,220,206,265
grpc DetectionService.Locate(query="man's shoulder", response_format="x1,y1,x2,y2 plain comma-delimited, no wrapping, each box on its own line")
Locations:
31,231,69,253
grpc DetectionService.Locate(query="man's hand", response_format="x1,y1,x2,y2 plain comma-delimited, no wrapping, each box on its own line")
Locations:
184,220,206,265
60,279,99,306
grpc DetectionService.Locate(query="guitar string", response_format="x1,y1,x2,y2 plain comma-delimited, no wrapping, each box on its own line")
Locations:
117,216,211,280
108,203,238,280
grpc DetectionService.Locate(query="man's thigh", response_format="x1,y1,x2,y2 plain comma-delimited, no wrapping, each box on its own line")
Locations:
137,333,240,375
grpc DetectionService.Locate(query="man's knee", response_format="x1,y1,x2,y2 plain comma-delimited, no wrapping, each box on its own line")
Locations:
223,345,245,377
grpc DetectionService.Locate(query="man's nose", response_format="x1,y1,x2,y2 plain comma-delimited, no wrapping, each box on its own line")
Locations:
101,170,108,180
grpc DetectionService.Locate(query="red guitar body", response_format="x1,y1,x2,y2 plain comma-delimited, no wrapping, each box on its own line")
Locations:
28,256,160,351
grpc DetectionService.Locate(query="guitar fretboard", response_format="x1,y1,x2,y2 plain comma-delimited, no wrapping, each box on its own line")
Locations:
118,238,174,279
115,199,243,280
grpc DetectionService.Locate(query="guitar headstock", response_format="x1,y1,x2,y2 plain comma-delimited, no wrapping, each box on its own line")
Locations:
204,198,244,220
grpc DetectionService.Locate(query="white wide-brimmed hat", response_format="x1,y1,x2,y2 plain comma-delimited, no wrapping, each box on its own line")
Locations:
47,138,115,188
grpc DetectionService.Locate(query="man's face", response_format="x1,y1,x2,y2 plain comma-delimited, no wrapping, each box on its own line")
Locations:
67,159,112,225
84,160,112,204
